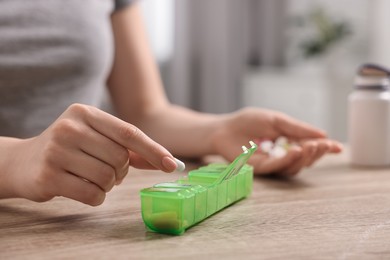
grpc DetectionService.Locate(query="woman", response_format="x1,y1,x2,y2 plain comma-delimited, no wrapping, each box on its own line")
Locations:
0,0,342,205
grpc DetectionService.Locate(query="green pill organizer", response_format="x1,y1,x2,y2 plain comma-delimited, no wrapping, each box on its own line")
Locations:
140,141,257,235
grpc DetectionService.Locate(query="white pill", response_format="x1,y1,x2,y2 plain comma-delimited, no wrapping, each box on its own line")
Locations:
174,158,186,172
275,136,288,147
270,146,287,158
260,140,274,153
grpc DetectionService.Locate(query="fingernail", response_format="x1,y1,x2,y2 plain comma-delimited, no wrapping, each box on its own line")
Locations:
162,156,186,172
174,158,186,172
162,156,178,172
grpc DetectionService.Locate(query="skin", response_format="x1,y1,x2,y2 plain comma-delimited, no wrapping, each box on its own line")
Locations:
0,3,342,206
107,4,342,176
0,104,179,205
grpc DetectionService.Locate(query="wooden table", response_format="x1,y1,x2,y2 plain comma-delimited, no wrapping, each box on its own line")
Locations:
2,150,390,259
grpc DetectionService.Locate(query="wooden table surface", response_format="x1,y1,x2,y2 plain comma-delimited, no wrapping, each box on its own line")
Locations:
2,150,390,260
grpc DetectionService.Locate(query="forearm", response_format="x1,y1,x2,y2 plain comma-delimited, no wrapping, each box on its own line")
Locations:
0,137,23,199
108,3,169,123
133,104,226,158
107,4,224,157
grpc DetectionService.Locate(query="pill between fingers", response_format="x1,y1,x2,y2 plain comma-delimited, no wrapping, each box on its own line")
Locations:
174,158,186,172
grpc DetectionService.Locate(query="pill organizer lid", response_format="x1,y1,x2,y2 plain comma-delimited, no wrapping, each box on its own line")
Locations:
140,187,195,198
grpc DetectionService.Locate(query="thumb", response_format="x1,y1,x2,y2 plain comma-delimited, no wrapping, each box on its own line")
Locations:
128,151,159,170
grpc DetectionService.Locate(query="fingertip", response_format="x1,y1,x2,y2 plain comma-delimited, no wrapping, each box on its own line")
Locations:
161,156,178,173
115,175,126,185
89,192,106,207
326,141,343,153
333,142,344,153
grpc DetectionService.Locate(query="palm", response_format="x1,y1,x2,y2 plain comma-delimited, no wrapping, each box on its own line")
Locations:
211,108,342,177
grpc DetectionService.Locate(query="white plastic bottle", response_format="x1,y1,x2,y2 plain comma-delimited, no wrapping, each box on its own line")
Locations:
348,64,390,166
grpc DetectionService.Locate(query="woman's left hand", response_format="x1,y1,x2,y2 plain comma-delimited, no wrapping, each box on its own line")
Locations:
211,108,343,177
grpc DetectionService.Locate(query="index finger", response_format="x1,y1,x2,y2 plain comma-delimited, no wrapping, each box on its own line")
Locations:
79,105,177,172
274,113,327,139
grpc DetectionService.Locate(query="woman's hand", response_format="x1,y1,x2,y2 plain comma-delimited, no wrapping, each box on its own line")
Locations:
0,104,178,205
211,107,343,177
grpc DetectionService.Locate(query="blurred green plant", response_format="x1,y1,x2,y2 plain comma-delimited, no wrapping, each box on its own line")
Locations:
297,7,351,58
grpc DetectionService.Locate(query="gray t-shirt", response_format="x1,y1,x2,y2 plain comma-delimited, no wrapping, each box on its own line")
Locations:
0,0,134,138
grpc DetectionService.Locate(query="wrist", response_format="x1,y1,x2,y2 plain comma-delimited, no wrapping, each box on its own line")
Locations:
208,113,232,154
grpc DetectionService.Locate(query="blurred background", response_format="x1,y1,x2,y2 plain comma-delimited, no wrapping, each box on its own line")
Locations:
140,0,390,142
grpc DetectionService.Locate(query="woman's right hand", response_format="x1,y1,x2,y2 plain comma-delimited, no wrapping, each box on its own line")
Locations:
0,104,178,206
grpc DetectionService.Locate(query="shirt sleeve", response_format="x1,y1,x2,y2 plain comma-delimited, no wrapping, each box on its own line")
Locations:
114,0,137,11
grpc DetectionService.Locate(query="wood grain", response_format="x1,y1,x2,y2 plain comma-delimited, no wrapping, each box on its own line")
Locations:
2,150,390,259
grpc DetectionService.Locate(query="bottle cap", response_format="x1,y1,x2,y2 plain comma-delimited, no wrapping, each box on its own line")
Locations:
355,63,390,90
354,76,389,90
358,63,390,76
